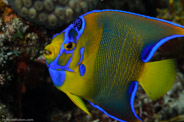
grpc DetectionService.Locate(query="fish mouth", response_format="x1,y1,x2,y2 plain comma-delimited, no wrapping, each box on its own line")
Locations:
44,45,55,58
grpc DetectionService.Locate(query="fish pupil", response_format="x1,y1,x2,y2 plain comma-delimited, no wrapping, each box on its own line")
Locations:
67,42,73,49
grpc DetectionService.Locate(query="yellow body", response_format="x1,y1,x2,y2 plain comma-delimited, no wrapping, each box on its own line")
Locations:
43,10,184,122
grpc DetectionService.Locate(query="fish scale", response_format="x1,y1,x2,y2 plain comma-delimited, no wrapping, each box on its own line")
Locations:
119,29,143,91
93,14,143,98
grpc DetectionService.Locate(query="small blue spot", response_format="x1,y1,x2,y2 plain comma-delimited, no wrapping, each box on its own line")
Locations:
79,64,86,76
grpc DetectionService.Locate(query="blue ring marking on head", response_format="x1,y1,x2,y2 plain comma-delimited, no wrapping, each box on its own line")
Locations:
80,9,184,29
79,64,86,76
129,81,142,121
47,44,74,72
47,44,73,87
48,68,66,87
62,16,85,46
77,47,85,66
89,101,126,122
50,55,74,71
46,15,86,87
141,35,184,62
76,17,85,41
49,15,86,70
64,49,75,54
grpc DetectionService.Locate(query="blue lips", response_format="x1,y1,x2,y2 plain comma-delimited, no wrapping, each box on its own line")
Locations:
48,68,66,87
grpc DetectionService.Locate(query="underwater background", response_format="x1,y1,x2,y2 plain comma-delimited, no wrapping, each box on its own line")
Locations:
0,0,184,121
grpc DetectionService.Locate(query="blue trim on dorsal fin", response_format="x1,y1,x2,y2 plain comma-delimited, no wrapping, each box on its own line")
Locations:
80,9,184,29
80,10,184,62
141,35,184,62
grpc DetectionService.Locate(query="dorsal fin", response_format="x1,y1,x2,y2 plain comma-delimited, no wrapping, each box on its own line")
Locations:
141,35,184,62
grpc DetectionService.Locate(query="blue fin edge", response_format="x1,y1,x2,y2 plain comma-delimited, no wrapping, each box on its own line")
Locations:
142,35,184,62
89,81,141,122
89,101,127,122
81,9,184,29
52,9,184,41
130,81,142,121
81,10,184,62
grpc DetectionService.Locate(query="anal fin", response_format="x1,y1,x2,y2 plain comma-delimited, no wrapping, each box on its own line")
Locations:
89,81,141,122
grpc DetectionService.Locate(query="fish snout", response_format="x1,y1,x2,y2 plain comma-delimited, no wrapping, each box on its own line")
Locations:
43,45,56,63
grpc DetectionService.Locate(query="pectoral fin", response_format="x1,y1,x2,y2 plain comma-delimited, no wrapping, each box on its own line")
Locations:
65,92,91,116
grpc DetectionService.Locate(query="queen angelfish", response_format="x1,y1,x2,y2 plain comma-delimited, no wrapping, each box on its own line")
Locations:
43,10,184,122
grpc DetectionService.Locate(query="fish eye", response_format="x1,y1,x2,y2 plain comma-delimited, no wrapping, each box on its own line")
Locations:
64,42,75,51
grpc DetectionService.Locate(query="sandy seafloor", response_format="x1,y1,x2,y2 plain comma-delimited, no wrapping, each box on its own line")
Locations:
0,0,184,121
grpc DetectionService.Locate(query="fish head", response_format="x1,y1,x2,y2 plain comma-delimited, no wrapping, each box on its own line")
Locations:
43,17,86,88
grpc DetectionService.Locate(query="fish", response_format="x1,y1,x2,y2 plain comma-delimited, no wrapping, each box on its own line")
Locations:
43,9,184,122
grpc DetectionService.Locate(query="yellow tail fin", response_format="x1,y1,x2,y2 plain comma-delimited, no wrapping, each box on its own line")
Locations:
139,59,176,100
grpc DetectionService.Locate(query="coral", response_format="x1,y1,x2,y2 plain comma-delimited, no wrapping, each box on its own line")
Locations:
0,103,14,121
28,8,37,19
99,0,146,14
157,0,184,24
0,0,17,23
34,1,43,12
7,0,99,29
0,1,51,88
156,0,184,73
0,74,5,86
